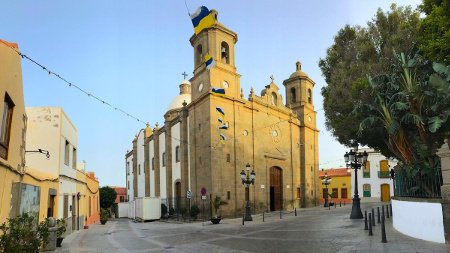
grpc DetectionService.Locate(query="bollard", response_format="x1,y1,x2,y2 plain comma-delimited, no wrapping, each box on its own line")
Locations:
377,206,381,224
295,208,297,216
344,201,346,206
371,208,375,227
242,214,245,226
335,202,337,208
340,201,342,207
368,213,373,236
382,205,385,221
364,210,368,230
386,205,390,219
381,213,387,243
280,209,282,219
263,212,265,222
389,203,392,217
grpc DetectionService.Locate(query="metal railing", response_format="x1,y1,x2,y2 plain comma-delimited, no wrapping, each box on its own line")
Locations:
394,168,443,198
378,171,390,178
363,172,370,178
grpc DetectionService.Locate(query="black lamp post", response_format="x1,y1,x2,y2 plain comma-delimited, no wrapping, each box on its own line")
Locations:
240,163,255,221
345,148,368,219
321,172,331,207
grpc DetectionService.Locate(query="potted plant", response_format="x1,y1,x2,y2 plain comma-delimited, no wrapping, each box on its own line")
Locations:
100,208,109,225
210,196,227,224
56,218,66,247
190,205,200,220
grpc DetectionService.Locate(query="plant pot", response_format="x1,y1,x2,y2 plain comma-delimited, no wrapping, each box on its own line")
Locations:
100,220,107,225
210,217,221,224
56,237,64,247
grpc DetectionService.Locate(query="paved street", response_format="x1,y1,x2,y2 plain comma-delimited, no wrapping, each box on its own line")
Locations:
56,203,450,253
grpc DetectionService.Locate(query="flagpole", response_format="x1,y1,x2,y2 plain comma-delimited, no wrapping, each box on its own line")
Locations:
184,0,191,16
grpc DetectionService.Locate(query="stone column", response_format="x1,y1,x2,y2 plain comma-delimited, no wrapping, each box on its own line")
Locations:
180,105,190,207
165,123,173,209
132,137,138,198
154,127,160,197
144,137,150,197
437,139,450,243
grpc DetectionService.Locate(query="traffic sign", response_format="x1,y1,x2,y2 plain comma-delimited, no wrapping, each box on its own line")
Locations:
200,187,207,196
187,190,192,199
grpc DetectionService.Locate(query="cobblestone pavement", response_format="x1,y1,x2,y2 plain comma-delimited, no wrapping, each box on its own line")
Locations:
55,202,450,253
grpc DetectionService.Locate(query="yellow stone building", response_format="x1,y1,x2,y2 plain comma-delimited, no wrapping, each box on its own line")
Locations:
127,10,319,217
318,168,352,204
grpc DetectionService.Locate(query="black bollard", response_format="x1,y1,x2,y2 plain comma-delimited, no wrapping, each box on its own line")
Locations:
390,203,393,217
368,213,373,236
344,201,346,206
386,205,390,219
381,213,387,243
242,214,245,225
382,205,385,221
295,208,297,216
280,209,282,219
340,201,342,207
263,212,265,222
377,206,381,224
364,210,368,230
335,202,337,208
371,208,376,227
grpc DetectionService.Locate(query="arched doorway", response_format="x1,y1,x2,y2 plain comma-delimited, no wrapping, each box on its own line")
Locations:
270,167,282,211
175,181,181,210
380,184,390,202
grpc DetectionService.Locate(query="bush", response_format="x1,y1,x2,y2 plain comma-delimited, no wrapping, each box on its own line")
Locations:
100,208,109,223
0,212,49,253
179,207,187,219
169,207,175,216
190,205,200,220
161,204,168,218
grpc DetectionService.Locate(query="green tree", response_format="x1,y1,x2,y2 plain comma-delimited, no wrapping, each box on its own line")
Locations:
99,186,117,209
319,4,421,156
419,0,450,64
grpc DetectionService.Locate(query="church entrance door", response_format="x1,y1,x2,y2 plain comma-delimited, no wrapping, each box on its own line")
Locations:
175,182,181,211
270,167,282,211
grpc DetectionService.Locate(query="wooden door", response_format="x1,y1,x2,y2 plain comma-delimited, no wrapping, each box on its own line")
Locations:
175,182,181,210
270,167,282,211
341,188,348,199
381,184,390,202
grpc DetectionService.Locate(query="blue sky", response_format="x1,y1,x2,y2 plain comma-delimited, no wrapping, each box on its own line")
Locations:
1,0,421,186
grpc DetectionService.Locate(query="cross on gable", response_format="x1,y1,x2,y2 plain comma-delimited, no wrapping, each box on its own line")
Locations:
270,75,275,82
182,72,188,80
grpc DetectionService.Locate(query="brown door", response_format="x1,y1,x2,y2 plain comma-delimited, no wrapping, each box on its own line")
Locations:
175,182,181,210
341,188,348,199
72,196,76,231
270,167,282,211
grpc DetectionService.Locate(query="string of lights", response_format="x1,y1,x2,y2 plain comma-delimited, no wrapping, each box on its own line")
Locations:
0,40,147,126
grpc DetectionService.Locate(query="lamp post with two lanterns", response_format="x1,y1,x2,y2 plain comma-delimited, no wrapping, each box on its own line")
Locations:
344,148,368,219
321,172,332,207
240,163,256,221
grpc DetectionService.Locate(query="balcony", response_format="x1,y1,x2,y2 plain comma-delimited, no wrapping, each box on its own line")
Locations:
378,171,390,178
363,172,370,178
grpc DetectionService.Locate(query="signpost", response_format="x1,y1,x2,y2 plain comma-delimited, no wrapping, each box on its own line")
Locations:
201,187,207,221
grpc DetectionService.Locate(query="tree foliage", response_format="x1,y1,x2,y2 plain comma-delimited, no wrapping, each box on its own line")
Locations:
419,0,450,64
319,4,421,156
99,186,117,209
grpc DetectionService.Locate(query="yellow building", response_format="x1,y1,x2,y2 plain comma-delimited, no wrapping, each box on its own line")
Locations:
318,168,352,204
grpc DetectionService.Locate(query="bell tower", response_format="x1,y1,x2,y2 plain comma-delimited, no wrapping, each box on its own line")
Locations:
189,10,241,101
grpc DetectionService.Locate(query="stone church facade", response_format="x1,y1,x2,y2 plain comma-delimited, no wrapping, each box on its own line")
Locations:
126,10,319,217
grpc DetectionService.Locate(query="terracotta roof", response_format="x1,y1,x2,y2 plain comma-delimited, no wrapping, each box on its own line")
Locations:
319,168,350,177
113,187,127,195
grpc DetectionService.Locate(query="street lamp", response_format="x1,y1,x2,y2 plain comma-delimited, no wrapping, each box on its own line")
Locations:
345,148,368,219
321,172,332,207
240,163,256,221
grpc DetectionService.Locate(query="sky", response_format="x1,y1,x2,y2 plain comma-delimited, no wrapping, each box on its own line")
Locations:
1,0,422,186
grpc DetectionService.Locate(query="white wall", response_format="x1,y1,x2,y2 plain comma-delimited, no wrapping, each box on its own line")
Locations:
137,130,145,198
159,133,166,199
59,109,78,180
126,153,134,202
392,199,445,243
149,140,155,197
171,123,181,197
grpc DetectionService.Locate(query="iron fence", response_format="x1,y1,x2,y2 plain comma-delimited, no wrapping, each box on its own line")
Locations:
160,196,212,221
394,168,443,198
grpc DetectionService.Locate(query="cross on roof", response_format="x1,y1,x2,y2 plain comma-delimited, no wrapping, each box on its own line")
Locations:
270,75,275,82
182,72,188,80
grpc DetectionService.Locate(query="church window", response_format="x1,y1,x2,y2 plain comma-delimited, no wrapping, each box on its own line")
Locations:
222,81,229,89
0,93,14,160
162,152,166,167
308,89,312,104
221,42,229,64
175,146,180,162
290,87,296,103
151,157,154,170
226,153,230,162
227,191,230,200
297,187,301,199
138,164,141,175
363,184,371,197
271,92,277,106
243,130,248,136
196,44,203,67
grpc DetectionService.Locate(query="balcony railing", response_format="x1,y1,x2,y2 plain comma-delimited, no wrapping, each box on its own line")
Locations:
363,172,370,178
378,171,390,178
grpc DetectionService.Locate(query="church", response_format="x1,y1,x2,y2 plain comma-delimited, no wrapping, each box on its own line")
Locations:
125,9,319,217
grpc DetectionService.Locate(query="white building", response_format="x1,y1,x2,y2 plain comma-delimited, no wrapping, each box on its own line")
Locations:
351,147,396,202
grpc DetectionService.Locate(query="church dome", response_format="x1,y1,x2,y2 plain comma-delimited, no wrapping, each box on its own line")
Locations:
167,79,191,111
289,61,309,78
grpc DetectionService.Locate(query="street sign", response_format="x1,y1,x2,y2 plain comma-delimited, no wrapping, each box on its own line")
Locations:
187,190,192,199
201,195,206,200
200,187,207,196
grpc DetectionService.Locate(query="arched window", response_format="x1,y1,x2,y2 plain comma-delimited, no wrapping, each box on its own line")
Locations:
308,89,312,104
290,87,296,103
162,152,166,167
271,92,278,105
363,184,371,197
196,44,203,67
363,161,370,178
175,146,180,162
221,42,229,64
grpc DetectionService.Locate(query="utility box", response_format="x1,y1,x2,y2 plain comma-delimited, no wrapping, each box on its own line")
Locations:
134,197,161,221
117,202,128,218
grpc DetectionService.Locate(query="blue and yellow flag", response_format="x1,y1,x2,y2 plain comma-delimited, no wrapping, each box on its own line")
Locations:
191,6,215,35
219,122,229,130
212,87,225,95
220,133,227,143
216,106,225,117
204,53,216,69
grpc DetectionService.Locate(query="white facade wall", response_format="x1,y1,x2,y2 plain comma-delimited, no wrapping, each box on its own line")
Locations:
137,130,145,198
126,154,134,202
159,133,166,199
351,148,396,202
171,123,181,197
187,116,191,190
149,140,155,197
